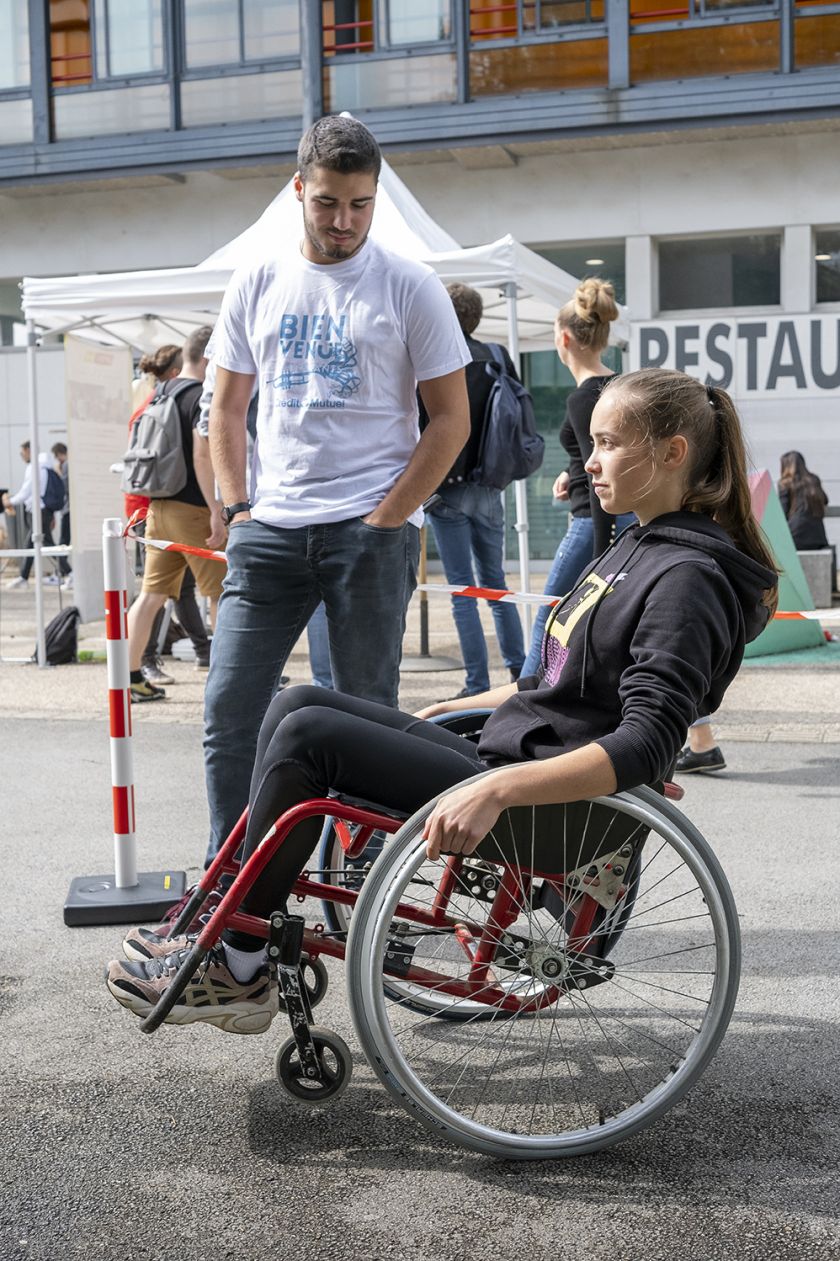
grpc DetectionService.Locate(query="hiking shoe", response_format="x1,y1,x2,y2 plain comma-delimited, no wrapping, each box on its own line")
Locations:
123,892,221,961
675,746,726,774
130,678,166,703
158,885,223,935
105,945,277,1034
122,927,193,962
6,576,28,590
141,658,175,686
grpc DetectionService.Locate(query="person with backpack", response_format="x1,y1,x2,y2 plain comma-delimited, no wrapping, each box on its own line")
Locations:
44,442,73,588
423,283,537,698
520,278,636,678
125,345,215,683
124,326,223,702
3,442,65,589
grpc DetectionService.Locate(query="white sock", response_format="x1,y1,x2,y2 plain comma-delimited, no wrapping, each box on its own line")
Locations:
222,942,266,983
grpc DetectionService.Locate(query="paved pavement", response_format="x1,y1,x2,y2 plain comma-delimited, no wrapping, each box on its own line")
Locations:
1,582,839,1259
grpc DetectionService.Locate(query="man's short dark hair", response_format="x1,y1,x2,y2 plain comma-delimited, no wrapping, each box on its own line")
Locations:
20,440,30,452
297,115,381,182
447,283,483,337
183,325,213,366
52,442,67,456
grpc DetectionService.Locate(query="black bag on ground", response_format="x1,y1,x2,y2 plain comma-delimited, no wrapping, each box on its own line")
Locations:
470,344,545,490
35,605,81,665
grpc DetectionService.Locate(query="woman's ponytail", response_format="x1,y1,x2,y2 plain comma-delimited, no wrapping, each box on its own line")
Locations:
605,369,779,615
685,387,779,614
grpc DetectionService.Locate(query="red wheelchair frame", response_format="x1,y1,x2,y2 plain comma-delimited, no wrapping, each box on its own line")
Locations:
140,778,684,1037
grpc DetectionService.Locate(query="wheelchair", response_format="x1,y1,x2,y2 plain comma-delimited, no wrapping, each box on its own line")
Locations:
141,712,740,1160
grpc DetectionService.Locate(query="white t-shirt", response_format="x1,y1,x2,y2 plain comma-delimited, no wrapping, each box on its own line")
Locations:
209,237,471,527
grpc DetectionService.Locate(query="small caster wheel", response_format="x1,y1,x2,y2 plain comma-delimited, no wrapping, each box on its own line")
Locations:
277,955,329,1012
274,1026,352,1105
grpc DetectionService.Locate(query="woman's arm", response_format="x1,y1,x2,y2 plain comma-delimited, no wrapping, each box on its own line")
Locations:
415,680,517,722
424,743,617,859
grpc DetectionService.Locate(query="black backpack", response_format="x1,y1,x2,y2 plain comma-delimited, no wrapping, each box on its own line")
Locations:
35,605,80,665
43,468,66,513
470,345,545,490
121,378,198,498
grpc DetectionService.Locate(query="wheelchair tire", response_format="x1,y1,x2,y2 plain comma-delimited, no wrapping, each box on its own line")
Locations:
275,1027,352,1105
346,775,741,1160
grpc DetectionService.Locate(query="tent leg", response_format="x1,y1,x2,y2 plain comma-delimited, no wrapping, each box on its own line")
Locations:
26,320,48,668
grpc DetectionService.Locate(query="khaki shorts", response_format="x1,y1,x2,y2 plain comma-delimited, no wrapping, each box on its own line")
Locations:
142,499,225,600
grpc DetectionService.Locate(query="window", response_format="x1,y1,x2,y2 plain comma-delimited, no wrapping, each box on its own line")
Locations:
659,234,781,311
533,242,626,306
183,0,299,68
50,0,164,88
0,1,29,89
815,230,840,304
322,2,456,111
95,0,164,78
388,1,451,45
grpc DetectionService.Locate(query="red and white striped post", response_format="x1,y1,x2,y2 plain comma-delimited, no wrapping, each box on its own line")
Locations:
103,516,137,887
62,518,185,926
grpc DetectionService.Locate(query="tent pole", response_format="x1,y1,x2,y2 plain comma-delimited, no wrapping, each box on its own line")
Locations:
26,319,48,668
504,284,532,634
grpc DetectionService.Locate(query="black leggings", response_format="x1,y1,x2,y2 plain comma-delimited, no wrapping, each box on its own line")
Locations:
230,686,486,946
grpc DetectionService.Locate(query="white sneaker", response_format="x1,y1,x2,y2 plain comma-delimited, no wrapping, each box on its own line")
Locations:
60,576,74,591
6,576,28,590
43,574,61,586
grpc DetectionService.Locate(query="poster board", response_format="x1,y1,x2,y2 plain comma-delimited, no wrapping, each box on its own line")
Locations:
64,336,133,622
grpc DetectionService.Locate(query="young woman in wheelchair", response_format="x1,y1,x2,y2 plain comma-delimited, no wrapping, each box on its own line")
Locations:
107,367,777,1033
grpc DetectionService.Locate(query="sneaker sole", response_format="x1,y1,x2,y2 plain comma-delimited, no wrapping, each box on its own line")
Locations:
130,692,166,703
106,976,277,1034
677,763,726,774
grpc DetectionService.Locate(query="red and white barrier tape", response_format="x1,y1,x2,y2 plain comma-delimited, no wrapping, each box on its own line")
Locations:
122,514,839,625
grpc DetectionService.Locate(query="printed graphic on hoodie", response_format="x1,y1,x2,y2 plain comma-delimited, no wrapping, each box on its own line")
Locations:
269,313,361,407
544,572,616,685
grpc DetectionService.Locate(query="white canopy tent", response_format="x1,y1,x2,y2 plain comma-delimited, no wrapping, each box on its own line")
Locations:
21,156,629,663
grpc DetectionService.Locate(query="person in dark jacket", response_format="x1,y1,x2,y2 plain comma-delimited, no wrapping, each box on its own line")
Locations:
778,450,830,550
423,282,525,697
520,277,635,677
106,367,778,1033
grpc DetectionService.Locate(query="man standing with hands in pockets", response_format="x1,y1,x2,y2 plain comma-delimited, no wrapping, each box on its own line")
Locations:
203,115,471,862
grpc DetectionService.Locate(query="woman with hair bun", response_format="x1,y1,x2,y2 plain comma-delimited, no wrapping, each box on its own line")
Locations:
521,277,633,678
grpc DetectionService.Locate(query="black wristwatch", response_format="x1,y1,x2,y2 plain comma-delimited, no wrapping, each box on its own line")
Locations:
221,501,251,526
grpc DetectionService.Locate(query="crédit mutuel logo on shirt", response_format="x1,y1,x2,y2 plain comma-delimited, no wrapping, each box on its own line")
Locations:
271,313,361,407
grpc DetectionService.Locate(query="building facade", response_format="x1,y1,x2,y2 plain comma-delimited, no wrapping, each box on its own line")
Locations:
1,1,839,554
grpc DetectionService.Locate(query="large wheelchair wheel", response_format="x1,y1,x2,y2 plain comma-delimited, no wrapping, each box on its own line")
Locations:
346,777,740,1159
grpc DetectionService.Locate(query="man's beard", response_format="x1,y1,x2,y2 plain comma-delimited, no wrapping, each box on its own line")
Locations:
302,212,368,262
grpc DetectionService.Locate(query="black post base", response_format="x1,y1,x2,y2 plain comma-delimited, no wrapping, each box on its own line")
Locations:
64,870,187,927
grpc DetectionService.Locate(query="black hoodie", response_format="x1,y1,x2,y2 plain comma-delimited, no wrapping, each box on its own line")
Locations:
477,511,776,791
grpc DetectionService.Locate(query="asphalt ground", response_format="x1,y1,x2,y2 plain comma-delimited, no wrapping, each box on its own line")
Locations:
1,582,839,1259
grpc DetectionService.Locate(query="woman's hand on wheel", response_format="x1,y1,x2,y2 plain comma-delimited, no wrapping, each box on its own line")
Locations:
423,778,504,861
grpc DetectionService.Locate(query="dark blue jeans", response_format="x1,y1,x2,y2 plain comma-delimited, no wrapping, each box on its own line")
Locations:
427,484,525,693
204,516,420,860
